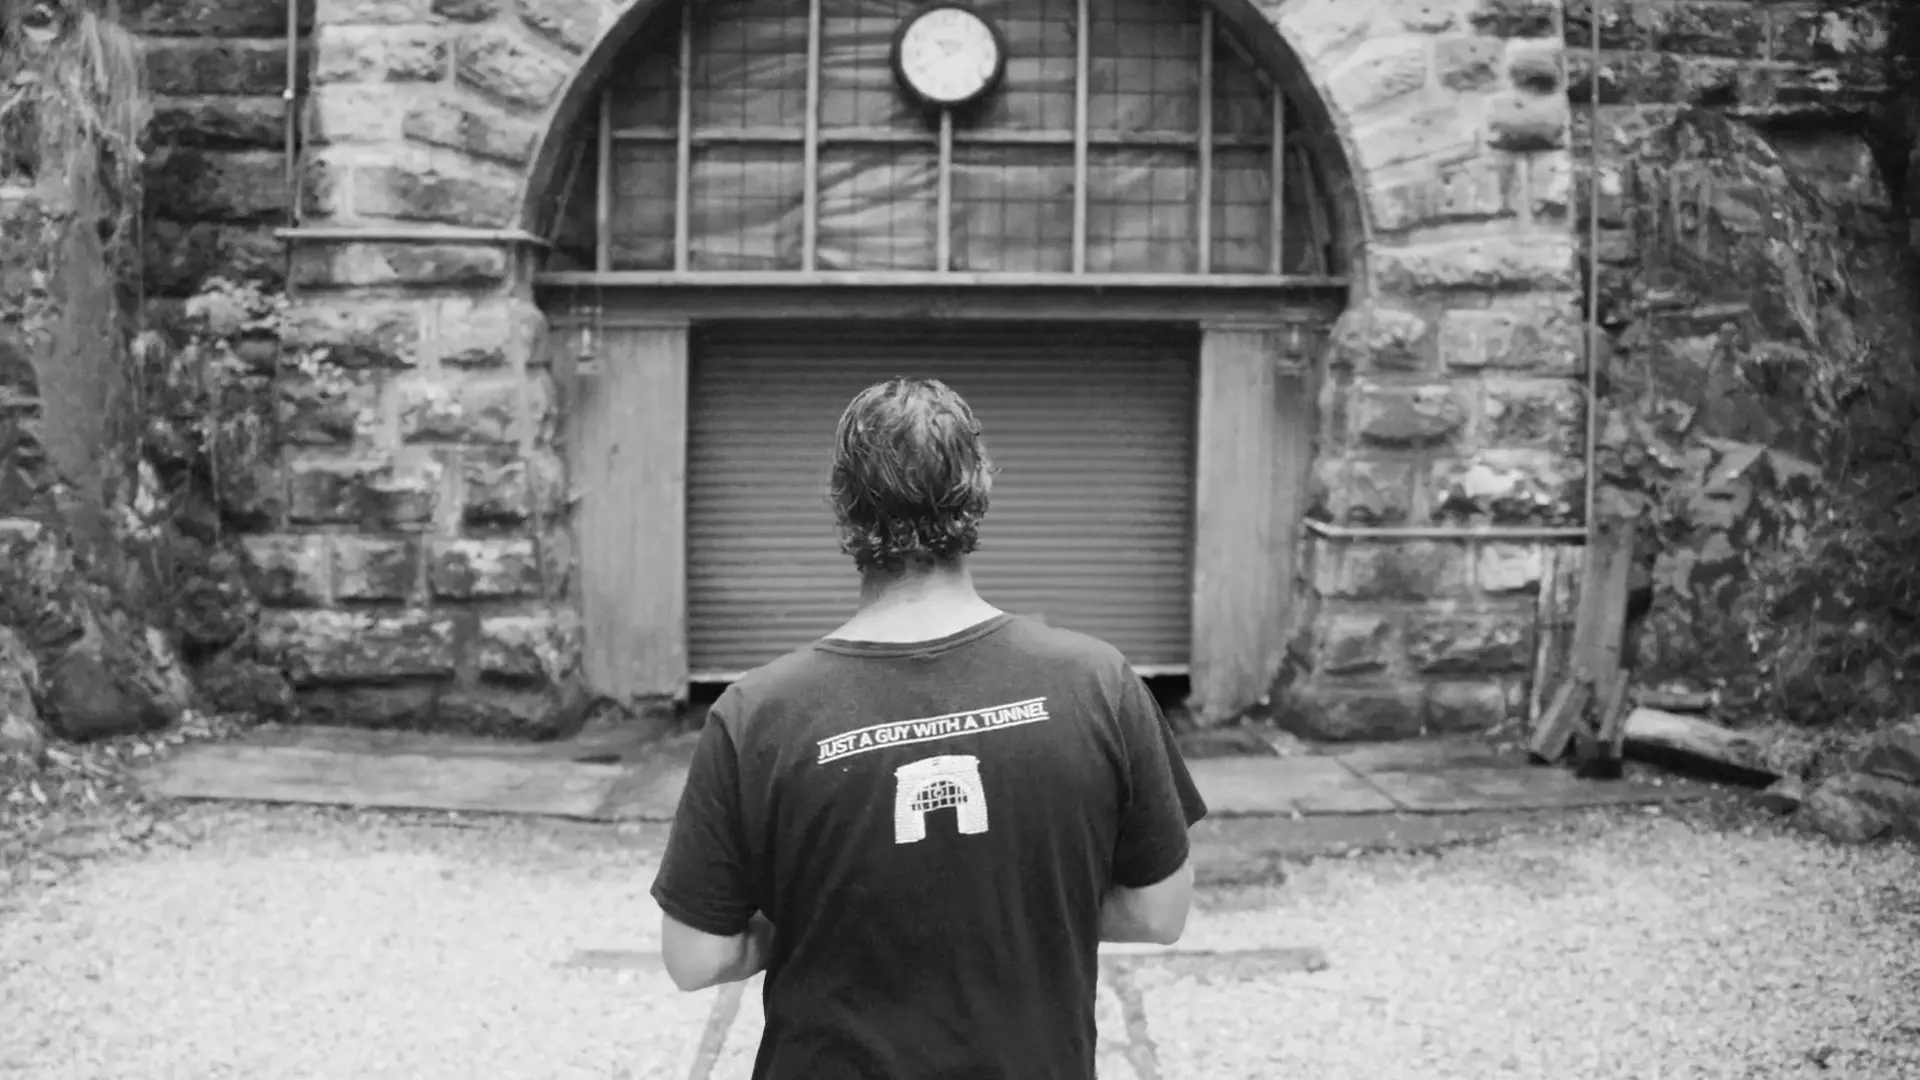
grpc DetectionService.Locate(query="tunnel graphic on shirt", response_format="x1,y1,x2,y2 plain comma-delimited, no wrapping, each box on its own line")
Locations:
893,754,989,844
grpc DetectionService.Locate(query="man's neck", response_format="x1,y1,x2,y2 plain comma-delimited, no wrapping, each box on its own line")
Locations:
830,557,1003,644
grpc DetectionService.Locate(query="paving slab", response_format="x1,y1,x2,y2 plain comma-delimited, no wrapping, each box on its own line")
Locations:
1363,765,1713,813
1185,756,1396,815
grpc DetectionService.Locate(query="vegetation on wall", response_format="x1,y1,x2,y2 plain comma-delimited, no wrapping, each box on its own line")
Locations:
1589,3,1920,776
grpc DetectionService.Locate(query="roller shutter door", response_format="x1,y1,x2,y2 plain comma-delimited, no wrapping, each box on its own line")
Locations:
687,321,1198,677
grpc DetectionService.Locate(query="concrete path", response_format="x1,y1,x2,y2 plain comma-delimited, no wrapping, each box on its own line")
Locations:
138,726,1716,823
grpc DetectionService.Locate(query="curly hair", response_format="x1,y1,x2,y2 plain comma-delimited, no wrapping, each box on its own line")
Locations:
829,377,993,574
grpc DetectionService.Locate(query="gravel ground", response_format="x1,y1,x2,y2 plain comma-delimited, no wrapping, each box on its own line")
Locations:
1,801,1917,1080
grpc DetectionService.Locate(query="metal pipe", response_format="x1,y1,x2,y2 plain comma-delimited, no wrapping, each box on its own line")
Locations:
1304,520,1587,542
1582,0,1605,533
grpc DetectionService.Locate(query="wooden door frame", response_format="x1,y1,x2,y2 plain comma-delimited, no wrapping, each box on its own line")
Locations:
549,283,1335,715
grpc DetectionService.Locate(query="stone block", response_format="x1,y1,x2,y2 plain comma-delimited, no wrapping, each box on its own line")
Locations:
395,375,525,445
240,534,331,607
540,527,575,600
1438,295,1581,372
1563,0,1656,50
1327,304,1432,371
1468,0,1556,39
144,221,284,296
1430,449,1583,525
1486,92,1568,152
295,683,439,728
1374,235,1577,294
438,683,585,737
1481,378,1584,452
1284,685,1426,742
145,148,288,226
1769,6,1888,65
1371,158,1514,234
1314,540,1471,600
291,242,511,290
284,300,424,368
456,25,572,108
1316,613,1397,675
462,445,566,525
1506,42,1562,95
432,0,502,19
318,0,428,22
1352,103,1483,173
306,86,412,146
1407,611,1534,673
403,98,540,164
1857,719,1920,787
1656,1,1764,59
517,0,603,52
1395,1,1458,34
149,97,285,150
1426,680,1511,732
143,40,294,97
1312,457,1417,527
1351,381,1469,449
1434,34,1503,92
350,161,520,227
286,455,443,528
332,536,422,603
1327,37,1432,115
260,610,460,684
313,26,450,84
1524,153,1572,222
278,368,385,447
428,537,541,599
1475,541,1544,594
428,297,547,367
475,611,581,681
129,0,291,36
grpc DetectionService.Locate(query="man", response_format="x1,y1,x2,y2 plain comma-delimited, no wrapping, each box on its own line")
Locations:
651,376,1208,1079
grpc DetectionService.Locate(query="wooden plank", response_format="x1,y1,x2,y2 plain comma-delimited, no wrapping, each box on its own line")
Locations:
1622,707,1780,787
936,109,954,271
1575,519,1637,687
1070,0,1090,273
1596,667,1632,760
801,0,821,271
1196,7,1214,274
1527,675,1591,763
1526,544,1561,727
575,325,691,703
537,269,1349,290
594,87,612,273
1188,328,1281,723
672,0,694,273
1268,364,1313,685
141,744,626,819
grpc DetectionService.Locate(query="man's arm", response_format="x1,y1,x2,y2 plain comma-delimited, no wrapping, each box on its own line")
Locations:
1101,671,1209,946
662,911,776,992
651,707,767,992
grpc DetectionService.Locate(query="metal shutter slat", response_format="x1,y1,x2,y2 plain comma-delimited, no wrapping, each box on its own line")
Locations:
686,322,1198,675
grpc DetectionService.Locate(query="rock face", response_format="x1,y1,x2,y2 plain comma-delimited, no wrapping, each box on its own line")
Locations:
1799,719,1920,844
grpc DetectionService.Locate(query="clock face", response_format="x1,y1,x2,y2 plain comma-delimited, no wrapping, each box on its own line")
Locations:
894,6,1004,109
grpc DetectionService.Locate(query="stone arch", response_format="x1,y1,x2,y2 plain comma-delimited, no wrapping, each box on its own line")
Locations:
276,0,1583,740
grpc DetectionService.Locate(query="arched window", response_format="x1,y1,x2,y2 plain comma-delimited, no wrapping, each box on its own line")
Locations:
540,0,1345,282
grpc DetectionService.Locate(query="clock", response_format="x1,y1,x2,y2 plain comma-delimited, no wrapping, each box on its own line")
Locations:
890,3,1007,111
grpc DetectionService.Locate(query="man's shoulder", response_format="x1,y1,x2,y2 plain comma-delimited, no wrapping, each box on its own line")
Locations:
994,616,1133,675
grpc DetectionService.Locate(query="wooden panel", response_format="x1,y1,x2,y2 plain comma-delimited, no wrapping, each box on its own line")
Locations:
1189,327,1294,723
573,325,690,702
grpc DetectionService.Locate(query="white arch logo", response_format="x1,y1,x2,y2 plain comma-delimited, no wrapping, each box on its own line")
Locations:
893,755,989,845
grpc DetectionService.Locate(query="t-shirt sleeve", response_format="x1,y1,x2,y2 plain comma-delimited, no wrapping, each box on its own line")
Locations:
1110,669,1209,890
650,708,759,937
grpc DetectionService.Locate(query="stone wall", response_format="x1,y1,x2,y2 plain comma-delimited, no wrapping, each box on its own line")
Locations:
132,0,300,295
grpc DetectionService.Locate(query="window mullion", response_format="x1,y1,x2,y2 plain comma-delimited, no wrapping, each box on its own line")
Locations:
1196,7,1214,276
802,0,822,272
1071,0,1091,275
673,0,695,273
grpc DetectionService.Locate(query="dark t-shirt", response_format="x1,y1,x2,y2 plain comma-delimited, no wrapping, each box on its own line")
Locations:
650,613,1209,1080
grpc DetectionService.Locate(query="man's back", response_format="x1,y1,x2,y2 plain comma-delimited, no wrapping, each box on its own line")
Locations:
651,613,1208,1080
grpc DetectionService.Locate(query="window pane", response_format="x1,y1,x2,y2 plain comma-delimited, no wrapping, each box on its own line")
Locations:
689,145,805,271
952,145,1075,273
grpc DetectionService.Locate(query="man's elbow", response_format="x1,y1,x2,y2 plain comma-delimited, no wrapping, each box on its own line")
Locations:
663,955,724,993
